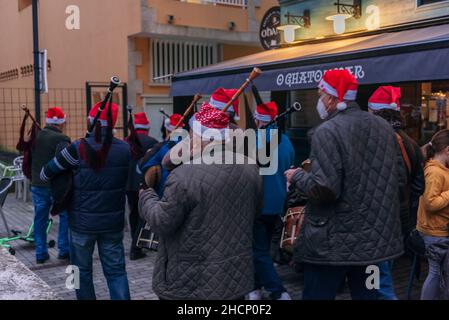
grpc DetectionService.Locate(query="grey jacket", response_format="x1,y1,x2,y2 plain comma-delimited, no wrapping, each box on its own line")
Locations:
292,103,405,266
139,160,263,300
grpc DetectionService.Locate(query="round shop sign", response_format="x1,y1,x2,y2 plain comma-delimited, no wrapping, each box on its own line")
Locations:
260,6,281,50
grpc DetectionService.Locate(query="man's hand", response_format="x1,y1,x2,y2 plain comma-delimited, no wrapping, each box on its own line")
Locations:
285,168,302,187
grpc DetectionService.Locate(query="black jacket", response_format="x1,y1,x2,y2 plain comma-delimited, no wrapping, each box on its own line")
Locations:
291,103,405,266
396,129,425,236
70,137,131,233
126,133,158,192
31,126,70,187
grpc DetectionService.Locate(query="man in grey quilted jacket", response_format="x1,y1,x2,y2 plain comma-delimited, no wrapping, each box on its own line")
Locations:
138,103,263,300
285,69,405,300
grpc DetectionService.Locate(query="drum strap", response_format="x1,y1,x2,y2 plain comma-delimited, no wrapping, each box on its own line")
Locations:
395,133,411,175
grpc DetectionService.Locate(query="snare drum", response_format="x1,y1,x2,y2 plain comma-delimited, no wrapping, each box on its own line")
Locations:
280,206,305,254
136,222,159,251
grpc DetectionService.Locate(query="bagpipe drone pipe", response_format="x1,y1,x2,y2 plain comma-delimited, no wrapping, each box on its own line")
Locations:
50,76,121,216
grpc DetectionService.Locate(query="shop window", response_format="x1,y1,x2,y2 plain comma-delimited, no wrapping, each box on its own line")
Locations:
18,0,32,11
420,80,449,144
417,0,449,6
150,39,218,85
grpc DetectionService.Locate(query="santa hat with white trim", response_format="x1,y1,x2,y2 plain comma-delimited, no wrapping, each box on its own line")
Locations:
318,69,359,111
134,112,151,130
209,88,240,120
88,101,119,128
368,86,401,111
189,102,230,141
254,101,278,122
164,114,184,132
46,107,66,125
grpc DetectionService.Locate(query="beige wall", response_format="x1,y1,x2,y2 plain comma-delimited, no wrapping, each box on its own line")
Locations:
0,0,278,149
147,0,278,33
0,0,141,89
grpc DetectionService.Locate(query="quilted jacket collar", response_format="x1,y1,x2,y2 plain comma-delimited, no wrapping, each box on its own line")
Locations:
326,101,360,121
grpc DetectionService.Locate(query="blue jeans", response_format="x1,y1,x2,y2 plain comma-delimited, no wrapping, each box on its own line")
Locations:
421,234,448,300
302,263,379,300
377,260,398,300
253,215,286,299
31,186,69,259
69,229,130,300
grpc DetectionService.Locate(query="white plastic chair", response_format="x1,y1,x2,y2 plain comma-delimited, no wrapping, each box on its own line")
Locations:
0,177,14,236
3,156,29,202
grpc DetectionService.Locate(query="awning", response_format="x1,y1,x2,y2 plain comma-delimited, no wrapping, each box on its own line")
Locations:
171,24,449,96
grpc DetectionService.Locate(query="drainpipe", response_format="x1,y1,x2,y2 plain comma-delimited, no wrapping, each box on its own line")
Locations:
32,0,41,125
247,0,258,34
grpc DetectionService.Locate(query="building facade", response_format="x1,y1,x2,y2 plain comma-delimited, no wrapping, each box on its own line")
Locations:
0,0,278,149
171,0,449,162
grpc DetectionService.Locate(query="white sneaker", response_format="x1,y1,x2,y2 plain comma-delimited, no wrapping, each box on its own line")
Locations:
277,292,292,300
247,289,263,300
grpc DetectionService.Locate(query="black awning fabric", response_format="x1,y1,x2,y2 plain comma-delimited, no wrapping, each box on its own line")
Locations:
171,24,449,96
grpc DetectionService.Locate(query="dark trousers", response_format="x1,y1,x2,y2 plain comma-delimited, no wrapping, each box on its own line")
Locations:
302,263,378,300
253,215,286,298
126,191,145,253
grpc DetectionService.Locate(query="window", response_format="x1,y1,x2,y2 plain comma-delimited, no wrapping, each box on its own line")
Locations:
418,0,448,6
179,0,248,8
150,39,218,85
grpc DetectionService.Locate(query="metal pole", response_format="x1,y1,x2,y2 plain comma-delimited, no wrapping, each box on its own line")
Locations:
32,0,41,125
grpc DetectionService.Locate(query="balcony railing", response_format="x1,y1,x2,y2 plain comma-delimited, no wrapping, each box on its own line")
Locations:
180,0,248,8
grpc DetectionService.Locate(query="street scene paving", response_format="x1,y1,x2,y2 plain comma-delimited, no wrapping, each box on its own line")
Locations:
1,195,425,300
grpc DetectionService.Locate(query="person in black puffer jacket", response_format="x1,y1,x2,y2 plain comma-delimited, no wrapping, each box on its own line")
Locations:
41,102,131,300
124,112,158,260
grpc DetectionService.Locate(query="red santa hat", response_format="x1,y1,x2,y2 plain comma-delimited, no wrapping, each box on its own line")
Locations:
46,107,66,125
209,88,240,120
189,102,230,141
164,114,184,132
318,69,358,111
254,101,278,122
368,86,401,111
88,101,119,128
134,112,150,130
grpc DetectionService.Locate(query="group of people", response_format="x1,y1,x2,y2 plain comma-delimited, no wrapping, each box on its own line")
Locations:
28,68,449,300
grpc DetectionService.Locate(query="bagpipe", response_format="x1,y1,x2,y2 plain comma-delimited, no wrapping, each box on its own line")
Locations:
50,76,121,216
136,95,202,251
260,102,302,130
125,105,145,160
16,105,41,180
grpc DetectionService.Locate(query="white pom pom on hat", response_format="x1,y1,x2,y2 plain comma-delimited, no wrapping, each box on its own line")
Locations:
337,102,347,110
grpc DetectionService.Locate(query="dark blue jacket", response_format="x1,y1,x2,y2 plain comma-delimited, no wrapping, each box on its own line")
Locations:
70,137,131,233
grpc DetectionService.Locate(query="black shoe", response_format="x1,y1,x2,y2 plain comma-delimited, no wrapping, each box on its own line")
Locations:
36,254,50,264
57,252,70,260
130,250,146,261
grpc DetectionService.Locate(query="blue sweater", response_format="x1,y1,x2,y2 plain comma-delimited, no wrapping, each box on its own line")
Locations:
140,142,171,197
259,132,295,215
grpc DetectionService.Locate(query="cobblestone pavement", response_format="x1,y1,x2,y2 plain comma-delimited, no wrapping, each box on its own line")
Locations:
0,195,425,300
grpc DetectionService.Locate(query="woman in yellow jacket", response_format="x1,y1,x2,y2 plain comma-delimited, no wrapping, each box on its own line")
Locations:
417,129,449,300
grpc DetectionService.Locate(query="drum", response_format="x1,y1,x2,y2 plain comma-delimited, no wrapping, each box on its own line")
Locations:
136,222,159,251
280,206,305,254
